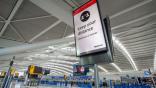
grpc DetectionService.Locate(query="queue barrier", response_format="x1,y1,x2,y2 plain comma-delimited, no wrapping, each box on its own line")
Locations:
40,80,92,88
114,84,151,88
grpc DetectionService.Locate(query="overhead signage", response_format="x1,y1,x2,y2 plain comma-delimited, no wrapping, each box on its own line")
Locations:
73,65,89,76
28,65,42,75
144,70,151,77
73,0,107,56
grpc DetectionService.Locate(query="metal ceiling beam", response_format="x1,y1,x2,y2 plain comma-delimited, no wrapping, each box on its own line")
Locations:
110,0,152,19
122,37,156,44
0,0,23,37
119,29,156,40
9,24,27,42
134,59,153,62
62,24,68,38
126,41,156,47
110,63,122,72
41,63,72,69
134,55,153,59
132,54,154,57
0,20,4,23
112,36,138,70
130,49,155,54
122,35,156,44
116,27,156,38
128,45,156,50
131,50,154,54
0,37,74,56
132,54,153,58
25,57,77,65
127,43,156,49
11,15,53,22
0,38,26,48
131,50,154,56
30,0,73,27
114,57,128,60
112,12,156,30
0,16,5,21
0,42,75,59
29,20,61,42
30,55,78,61
49,68,71,74
123,36,156,45
48,59,77,65
114,57,128,59
137,64,152,67
114,22,156,36
45,65,72,72
49,66,72,72
50,71,63,75
98,65,109,73
115,60,131,63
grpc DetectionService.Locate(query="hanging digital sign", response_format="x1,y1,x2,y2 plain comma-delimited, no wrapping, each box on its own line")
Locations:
73,65,89,76
73,0,107,56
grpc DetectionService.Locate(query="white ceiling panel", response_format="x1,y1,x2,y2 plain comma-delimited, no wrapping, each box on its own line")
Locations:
0,38,25,48
1,25,24,42
0,22,4,32
0,0,18,19
63,26,73,37
12,0,50,20
98,0,143,17
112,15,156,34
11,16,58,42
0,18,4,21
102,64,118,72
113,48,133,70
33,22,67,42
110,0,156,27
0,0,156,74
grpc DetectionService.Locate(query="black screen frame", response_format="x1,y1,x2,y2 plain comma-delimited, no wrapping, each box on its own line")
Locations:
73,0,108,57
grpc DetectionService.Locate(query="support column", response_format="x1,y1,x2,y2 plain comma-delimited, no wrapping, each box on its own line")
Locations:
94,64,99,88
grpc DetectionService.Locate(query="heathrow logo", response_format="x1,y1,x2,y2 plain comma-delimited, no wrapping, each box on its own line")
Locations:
80,11,90,22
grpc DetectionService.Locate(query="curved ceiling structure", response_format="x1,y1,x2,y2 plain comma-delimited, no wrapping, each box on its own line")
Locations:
0,0,156,75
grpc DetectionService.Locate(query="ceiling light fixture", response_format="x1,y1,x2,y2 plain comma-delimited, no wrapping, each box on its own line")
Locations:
89,69,94,73
48,46,55,49
66,32,138,71
112,36,138,71
98,65,109,73
111,63,122,72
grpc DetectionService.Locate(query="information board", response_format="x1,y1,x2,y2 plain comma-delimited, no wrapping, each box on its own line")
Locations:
73,0,107,56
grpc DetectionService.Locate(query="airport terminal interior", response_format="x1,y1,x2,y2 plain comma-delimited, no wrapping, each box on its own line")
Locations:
0,0,156,88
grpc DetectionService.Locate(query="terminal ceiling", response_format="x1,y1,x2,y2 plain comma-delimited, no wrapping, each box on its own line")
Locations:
0,0,156,75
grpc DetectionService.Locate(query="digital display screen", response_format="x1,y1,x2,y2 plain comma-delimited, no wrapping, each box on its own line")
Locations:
73,65,89,76
73,0,107,56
